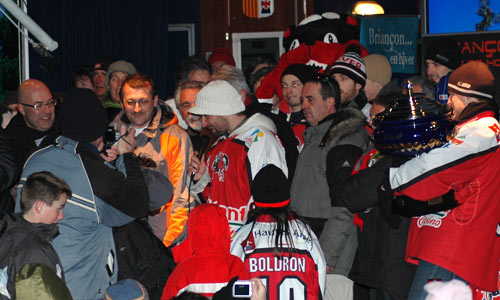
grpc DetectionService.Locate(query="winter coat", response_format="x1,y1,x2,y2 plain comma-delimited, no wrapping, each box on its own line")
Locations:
113,103,192,247
290,108,369,276
0,128,17,214
162,204,250,299
390,102,500,291
193,113,288,235
0,213,64,300
343,148,416,299
17,136,149,300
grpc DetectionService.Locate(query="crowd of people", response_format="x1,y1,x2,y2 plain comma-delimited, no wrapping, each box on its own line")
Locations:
0,37,498,300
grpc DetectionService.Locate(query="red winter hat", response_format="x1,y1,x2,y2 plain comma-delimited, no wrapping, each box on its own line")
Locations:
208,48,236,66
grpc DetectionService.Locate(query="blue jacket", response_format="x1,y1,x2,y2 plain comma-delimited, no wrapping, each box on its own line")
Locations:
17,136,149,300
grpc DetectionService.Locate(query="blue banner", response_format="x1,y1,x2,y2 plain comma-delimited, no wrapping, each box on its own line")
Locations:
360,16,419,73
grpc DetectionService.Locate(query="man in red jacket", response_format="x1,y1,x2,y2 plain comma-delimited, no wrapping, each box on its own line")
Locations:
384,61,500,299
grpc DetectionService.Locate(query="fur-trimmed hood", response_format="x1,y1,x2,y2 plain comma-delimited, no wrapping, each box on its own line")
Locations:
320,107,368,151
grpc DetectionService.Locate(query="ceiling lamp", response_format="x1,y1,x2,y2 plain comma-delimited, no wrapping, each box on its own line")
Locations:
352,1,385,15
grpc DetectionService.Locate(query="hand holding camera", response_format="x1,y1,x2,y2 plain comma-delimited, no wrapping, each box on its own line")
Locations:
116,125,136,155
232,278,266,299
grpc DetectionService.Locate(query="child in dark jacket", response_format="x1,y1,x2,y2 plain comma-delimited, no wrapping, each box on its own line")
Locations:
0,171,71,299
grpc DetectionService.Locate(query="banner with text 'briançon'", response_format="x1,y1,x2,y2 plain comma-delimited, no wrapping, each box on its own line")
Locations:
360,16,419,74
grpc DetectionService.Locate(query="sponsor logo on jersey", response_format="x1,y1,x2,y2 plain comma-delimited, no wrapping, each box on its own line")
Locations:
247,129,265,144
241,231,256,253
211,152,229,182
212,203,249,237
416,210,450,228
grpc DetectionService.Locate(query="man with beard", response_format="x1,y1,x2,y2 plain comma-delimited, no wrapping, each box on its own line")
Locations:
213,65,298,181
6,79,59,173
189,80,287,235
331,52,369,118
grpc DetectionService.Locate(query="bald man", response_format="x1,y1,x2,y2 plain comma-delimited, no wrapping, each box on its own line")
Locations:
5,79,59,172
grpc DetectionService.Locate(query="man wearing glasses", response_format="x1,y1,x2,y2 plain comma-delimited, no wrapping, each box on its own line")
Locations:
290,73,369,299
112,73,192,248
6,79,59,172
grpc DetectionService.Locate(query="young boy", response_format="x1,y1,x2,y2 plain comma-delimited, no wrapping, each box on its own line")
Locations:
0,171,71,300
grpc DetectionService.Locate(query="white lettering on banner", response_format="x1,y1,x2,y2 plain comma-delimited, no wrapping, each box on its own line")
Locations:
367,27,416,71
389,51,415,69
248,257,306,273
368,28,412,51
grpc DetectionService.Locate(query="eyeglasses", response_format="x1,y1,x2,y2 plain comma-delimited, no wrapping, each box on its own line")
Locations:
124,99,151,107
19,99,57,110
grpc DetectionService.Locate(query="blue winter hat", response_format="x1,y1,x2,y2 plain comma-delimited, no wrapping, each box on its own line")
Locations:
105,279,149,300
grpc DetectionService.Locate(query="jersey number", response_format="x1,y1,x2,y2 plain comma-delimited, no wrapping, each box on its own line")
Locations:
261,276,307,300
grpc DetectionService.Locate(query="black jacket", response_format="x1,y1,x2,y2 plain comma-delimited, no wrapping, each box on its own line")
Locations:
5,114,59,173
77,143,150,218
0,128,18,213
343,149,416,300
0,213,64,299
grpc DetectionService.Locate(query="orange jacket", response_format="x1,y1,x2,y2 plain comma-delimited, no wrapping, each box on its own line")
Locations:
114,103,193,247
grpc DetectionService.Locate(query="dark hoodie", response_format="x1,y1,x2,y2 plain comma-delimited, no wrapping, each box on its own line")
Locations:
0,213,64,300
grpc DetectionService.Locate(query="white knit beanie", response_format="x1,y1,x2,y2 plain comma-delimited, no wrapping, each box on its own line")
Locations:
189,80,245,116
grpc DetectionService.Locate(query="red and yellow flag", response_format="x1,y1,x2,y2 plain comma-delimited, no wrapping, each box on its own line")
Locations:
243,0,274,19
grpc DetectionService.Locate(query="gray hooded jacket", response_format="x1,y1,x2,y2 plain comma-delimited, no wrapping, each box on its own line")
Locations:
290,107,369,275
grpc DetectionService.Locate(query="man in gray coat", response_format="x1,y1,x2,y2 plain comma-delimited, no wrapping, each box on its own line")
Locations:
290,73,369,299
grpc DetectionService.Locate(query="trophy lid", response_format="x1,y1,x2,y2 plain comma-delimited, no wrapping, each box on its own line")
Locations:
375,81,450,123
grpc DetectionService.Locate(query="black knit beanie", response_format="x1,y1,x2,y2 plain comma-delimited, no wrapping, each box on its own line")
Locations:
281,64,317,84
251,164,290,208
59,88,107,143
448,61,494,101
425,38,461,70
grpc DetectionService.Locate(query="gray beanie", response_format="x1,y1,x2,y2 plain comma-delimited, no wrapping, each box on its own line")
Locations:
106,60,137,87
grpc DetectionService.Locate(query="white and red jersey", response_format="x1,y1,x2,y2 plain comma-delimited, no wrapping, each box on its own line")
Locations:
231,215,326,300
204,113,288,236
389,110,500,292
